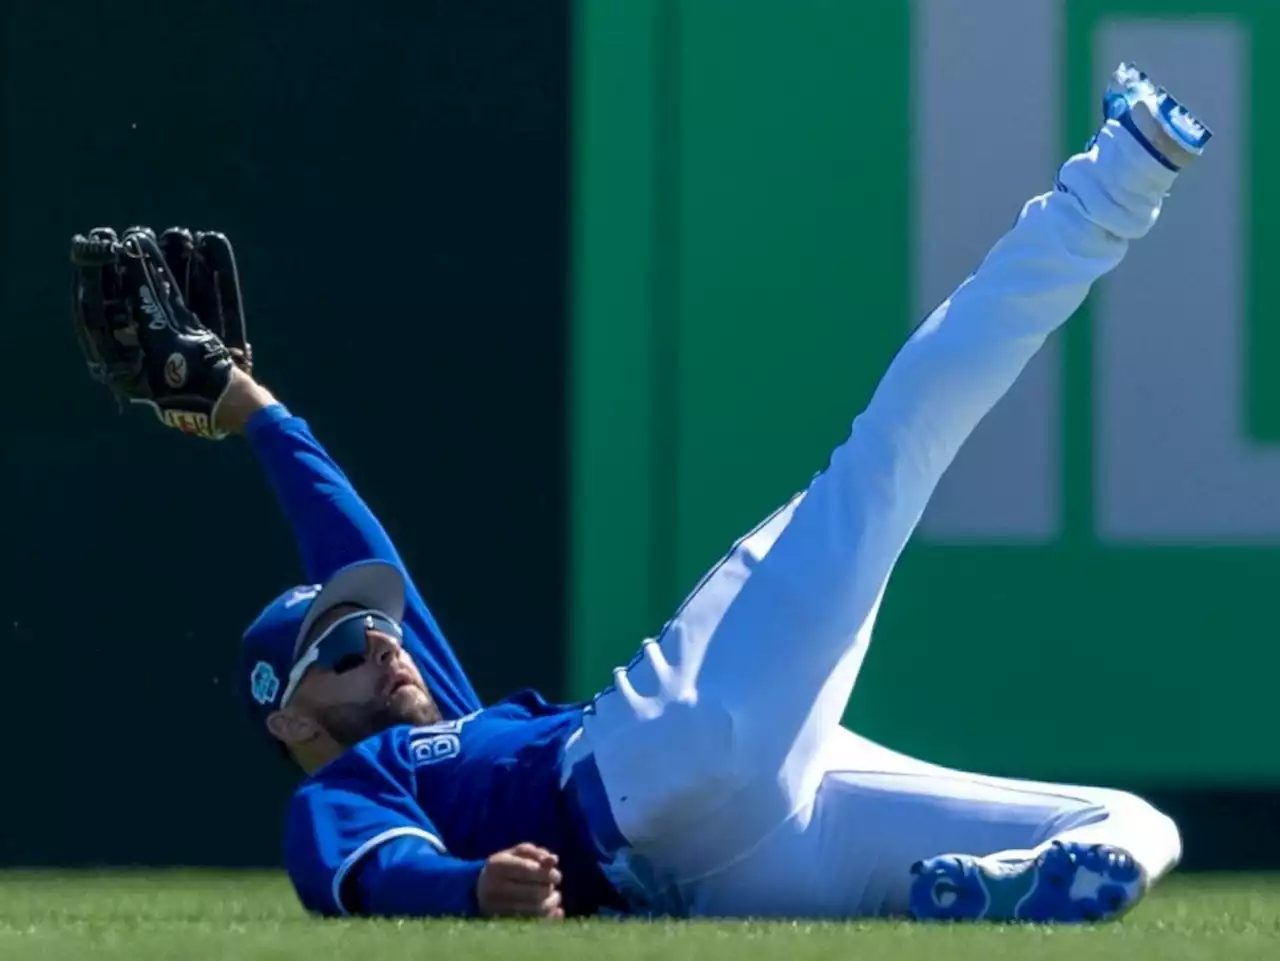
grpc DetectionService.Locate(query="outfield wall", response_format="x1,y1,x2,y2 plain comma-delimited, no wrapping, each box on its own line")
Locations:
571,0,1280,790
0,0,572,868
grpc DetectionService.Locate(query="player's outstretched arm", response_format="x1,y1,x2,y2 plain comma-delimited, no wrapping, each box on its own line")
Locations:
218,367,482,717
69,226,482,717
215,367,414,585
68,223,432,585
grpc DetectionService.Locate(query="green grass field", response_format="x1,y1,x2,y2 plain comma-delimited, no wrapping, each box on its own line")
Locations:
1,871,1277,961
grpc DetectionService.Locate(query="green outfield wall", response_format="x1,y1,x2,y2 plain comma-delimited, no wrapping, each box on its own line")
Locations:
571,0,1280,787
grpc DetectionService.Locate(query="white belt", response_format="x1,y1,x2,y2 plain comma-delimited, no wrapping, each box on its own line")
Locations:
559,725,589,788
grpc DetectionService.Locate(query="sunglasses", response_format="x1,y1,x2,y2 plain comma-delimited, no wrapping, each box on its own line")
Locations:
280,609,403,708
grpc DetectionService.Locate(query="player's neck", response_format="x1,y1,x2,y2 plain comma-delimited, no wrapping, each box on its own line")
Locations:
292,737,344,775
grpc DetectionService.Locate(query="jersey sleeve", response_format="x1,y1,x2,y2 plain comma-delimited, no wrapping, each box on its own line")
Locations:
285,776,485,918
244,402,482,717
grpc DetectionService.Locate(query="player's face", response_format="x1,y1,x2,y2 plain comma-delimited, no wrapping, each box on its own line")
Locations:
287,604,441,747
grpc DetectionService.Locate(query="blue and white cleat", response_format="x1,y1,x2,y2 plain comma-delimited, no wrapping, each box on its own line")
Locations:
908,841,1147,924
1097,61,1212,170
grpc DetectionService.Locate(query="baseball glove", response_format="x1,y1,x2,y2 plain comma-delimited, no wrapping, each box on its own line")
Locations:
70,225,253,439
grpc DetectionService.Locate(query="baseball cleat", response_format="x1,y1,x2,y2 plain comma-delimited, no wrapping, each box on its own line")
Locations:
1098,61,1212,170
907,841,1147,924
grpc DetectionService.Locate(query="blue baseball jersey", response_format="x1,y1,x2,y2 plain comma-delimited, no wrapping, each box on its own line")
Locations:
244,404,623,918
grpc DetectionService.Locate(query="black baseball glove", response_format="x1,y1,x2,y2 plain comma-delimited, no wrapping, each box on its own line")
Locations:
70,225,253,439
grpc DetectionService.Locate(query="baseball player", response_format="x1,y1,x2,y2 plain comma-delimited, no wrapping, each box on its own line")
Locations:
70,63,1209,923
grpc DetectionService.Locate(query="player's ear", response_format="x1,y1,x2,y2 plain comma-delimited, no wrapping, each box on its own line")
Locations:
266,709,320,747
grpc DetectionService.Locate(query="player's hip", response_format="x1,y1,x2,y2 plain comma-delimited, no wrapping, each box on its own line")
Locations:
558,720,838,915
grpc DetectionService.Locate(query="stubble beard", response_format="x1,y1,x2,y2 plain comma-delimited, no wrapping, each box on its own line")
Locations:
317,689,443,748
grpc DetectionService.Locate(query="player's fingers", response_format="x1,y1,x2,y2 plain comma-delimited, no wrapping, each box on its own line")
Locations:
510,843,555,862
495,857,560,887
535,849,561,886
511,844,561,881
485,881,558,917
488,851,537,876
505,854,562,887
539,889,564,918
517,864,563,888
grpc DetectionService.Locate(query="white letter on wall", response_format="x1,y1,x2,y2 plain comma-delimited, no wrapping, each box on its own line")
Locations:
1093,20,1274,543
913,0,1064,541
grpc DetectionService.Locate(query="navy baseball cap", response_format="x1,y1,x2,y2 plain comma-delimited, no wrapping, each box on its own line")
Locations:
238,558,407,725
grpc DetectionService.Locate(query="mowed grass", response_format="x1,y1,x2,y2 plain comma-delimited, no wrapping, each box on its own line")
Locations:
0,870,1278,961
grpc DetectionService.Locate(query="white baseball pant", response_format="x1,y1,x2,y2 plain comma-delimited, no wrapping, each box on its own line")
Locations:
565,118,1185,918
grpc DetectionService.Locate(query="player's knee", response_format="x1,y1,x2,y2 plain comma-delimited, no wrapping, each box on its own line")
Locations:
1138,798,1183,872
1106,790,1183,878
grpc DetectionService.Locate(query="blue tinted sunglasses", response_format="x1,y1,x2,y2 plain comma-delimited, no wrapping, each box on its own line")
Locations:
281,609,402,707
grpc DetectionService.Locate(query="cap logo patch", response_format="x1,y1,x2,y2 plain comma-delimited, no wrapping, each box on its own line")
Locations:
250,661,281,706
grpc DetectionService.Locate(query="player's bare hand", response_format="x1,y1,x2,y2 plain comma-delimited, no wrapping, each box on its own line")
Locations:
476,843,565,919
213,367,279,435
